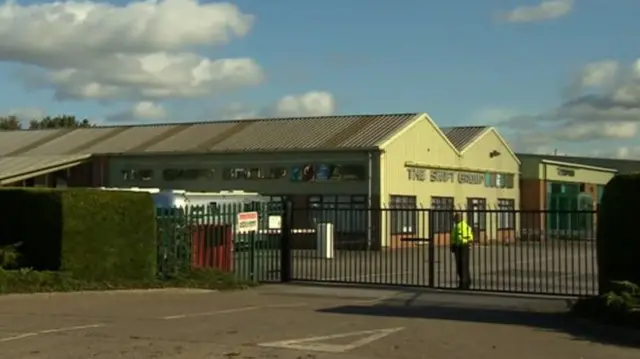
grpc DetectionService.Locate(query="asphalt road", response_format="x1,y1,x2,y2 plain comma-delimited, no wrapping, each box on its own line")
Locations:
0,284,636,359
235,241,599,296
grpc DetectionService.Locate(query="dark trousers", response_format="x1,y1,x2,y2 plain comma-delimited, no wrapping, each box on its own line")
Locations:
451,244,471,289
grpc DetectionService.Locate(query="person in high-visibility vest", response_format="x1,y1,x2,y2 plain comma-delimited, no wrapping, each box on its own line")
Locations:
451,213,473,289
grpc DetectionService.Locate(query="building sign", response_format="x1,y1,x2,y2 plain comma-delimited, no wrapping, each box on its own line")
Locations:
458,172,484,184
407,167,515,188
237,211,259,233
556,167,575,177
407,168,426,181
430,170,455,183
430,170,484,185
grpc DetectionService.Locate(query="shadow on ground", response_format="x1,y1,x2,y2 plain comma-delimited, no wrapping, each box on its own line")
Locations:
316,294,640,348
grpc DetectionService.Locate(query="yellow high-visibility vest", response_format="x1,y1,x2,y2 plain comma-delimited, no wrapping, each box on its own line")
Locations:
452,221,474,245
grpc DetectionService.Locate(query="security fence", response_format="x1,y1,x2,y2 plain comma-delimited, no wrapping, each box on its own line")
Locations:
156,202,283,282
156,202,599,296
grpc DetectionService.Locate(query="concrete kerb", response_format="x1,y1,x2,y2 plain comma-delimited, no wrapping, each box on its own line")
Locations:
0,288,219,299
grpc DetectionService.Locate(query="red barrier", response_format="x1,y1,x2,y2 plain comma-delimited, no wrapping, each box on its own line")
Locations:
191,224,233,271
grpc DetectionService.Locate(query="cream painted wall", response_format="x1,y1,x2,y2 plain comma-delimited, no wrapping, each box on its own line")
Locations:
541,163,615,185
520,157,615,185
458,129,520,208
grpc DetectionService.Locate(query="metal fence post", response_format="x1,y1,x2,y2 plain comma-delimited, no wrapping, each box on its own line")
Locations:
280,200,293,282
427,209,435,288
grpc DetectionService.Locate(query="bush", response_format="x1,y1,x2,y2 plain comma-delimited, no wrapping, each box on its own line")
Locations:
0,188,157,281
596,174,640,293
571,281,640,328
0,242,21,269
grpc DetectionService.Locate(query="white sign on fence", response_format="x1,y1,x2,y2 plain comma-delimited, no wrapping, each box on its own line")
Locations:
268,215,282,229
237,211,259,233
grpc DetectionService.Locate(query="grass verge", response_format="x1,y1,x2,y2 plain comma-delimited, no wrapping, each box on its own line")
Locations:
0,268,256,294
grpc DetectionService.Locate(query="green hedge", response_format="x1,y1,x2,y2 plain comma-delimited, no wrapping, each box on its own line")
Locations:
0,188,156,281
596,174,640,293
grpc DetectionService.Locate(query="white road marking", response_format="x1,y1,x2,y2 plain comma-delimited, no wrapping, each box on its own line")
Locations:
266,303,308,308
0,333,38,342
352,293,396,304
39,324,105,334
162,306,259,320
0,323,105,343
258,327,405,353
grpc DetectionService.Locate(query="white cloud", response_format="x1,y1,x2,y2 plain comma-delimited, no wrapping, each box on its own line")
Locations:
471,107,521,125
575,60,620,89
499,0,574,23
499,58,640,156
218,102,258,120
216,91,337,120
106,101,167,122
0,0,264,101
271,91,336,118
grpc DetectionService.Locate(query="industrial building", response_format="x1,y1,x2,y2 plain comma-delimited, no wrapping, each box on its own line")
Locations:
0,113,521,248
518,154,620,240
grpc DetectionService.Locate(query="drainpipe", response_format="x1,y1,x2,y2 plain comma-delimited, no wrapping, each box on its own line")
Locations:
542,163,548,239
367,151,373,250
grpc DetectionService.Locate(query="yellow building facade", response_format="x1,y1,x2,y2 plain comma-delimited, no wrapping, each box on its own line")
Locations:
378,114,520,247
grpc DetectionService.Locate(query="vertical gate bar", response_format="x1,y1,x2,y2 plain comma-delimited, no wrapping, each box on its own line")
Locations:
280,200,292,283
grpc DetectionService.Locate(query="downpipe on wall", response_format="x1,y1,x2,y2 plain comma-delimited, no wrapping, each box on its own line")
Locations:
367,151,373,250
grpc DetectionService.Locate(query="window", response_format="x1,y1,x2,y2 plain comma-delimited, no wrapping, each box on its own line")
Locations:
267,167,288,179
389,195,417,234
497,198,516,229
222,167,287,180
307,195,367,232
121,169,153,182
162,168,214,181
597,185,605,205
431,197,454,234
291,164,366,182
467,198,486,230
223,168,249,180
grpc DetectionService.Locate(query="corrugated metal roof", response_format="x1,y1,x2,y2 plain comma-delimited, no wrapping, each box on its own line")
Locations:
0,129,64,156
0,154,91,183
440,126,488,151
21,127,118,155
82,125,179,154
0,113,422,155
143,122,238,153
205,114,411,152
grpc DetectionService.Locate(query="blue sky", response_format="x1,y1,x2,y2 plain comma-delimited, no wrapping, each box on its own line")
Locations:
0,0,639,158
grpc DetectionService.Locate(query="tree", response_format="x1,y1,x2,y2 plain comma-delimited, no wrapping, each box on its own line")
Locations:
0,116,22,130
29,115,95,130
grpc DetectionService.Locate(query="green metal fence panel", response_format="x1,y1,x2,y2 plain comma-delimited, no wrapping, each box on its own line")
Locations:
155,201,283,282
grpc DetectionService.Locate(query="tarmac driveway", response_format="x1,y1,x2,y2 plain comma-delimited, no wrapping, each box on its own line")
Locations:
0,284,637,359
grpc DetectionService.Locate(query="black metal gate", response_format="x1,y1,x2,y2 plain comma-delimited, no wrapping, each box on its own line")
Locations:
279,204,598,296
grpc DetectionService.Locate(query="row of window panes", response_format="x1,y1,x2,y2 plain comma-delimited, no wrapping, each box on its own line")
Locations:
307,195,367,233
122,168,214,182
121,164,366,182
389,195,516,235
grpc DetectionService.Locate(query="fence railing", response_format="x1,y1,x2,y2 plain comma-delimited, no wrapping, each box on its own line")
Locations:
156,202,282,282
155,203,599,296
